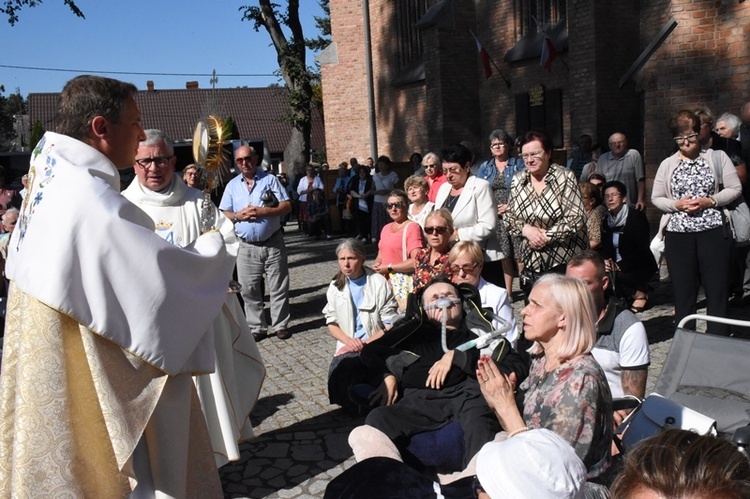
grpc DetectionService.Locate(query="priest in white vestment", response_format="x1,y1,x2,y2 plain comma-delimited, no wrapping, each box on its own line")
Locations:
123,129,266,467
0,76,231,498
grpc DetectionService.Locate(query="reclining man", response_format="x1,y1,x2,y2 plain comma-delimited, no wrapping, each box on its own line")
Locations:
348,278,528,470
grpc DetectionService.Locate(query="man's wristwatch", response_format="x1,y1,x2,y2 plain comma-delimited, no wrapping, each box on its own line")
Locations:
233,213,239,223
387,263,393,273
709,197,717,207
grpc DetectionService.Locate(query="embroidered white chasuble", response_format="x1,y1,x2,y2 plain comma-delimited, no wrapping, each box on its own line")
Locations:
0,132,234,497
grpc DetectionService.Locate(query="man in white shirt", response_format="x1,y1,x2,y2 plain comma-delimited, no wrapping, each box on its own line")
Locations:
566,250,649,426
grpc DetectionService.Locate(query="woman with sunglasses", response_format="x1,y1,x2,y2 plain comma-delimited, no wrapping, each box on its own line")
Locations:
434,143,504,287
372,190,424,309
422,152,447,202
447,241,517,348
371,155,400,245
652,110,741,335
413,209,454,292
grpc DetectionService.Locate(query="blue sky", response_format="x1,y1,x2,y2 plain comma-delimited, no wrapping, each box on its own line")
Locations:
0,1,325,97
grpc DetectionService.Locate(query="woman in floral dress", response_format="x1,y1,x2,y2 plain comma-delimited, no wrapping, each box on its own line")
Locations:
476,274,612,481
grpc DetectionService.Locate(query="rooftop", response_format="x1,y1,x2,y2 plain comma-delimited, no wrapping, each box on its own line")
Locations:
28,85,325,155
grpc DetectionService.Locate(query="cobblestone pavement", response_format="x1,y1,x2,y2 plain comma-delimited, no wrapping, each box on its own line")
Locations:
220,225,750,498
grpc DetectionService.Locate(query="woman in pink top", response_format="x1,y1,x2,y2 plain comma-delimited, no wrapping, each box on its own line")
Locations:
372,190,424,309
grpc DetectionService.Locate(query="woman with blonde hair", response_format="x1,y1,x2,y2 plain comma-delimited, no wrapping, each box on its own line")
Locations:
448,240,517,347
404,175,434,227
476,274,612,480
412,209,454,291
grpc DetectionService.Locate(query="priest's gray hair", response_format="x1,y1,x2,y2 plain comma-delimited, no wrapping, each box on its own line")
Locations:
141,129,174,155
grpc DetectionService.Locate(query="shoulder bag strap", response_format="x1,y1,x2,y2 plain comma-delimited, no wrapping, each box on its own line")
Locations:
402,221,413,261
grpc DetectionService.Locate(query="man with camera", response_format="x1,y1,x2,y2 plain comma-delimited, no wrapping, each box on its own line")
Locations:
220,144,292,341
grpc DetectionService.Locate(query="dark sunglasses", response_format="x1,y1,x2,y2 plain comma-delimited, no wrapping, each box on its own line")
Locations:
450,263,479,274
424,226,448,235
385,202,405,209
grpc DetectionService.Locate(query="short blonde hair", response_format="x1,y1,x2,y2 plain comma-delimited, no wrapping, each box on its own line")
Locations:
425,208,454,233
448,240,483,267
527,274,596,361
404,175,429,193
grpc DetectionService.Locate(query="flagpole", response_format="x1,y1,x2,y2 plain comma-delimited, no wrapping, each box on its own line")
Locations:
487,54,511,89
469,30,511,90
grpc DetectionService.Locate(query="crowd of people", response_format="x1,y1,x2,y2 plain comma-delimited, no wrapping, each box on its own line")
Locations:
0,73,748,498
317,109,750,497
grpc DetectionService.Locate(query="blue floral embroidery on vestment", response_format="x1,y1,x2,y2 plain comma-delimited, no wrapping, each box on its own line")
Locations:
17,141,56,247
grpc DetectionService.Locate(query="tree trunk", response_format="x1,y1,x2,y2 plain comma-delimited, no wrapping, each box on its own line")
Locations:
250,0,313,169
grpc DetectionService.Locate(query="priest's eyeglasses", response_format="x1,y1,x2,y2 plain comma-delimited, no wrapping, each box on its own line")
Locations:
135,156,173,169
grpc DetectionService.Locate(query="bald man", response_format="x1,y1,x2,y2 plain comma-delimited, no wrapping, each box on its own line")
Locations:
595,132,646,211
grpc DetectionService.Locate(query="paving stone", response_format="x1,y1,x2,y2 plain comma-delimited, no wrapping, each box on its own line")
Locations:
255,442,290,459
290,444,325,462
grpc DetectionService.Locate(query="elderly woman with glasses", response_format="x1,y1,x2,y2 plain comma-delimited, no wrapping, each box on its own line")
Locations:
435,143,504,288
448,241,517,348
602,180,657,312
412,209,454,292
372,189,424,309
182,164,202,189
477,129,526,292
652,110,742,336
422,152,447,202
505,130,588,299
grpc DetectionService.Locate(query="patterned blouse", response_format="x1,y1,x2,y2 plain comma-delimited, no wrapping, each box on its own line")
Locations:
518,354,612,479
666,156,723,233
412,247,452,291
505,163,589,272
586,204,608,247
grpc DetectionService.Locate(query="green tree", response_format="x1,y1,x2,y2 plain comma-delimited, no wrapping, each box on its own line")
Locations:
222,116,240,141
0,86,28,151
240,0,329,171
1,0,84,26
29,119,45,150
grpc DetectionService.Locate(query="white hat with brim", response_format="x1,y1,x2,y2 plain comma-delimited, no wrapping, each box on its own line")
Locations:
475,428,587,499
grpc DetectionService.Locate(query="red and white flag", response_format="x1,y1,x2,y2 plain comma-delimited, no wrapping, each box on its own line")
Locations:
540,35,558,72
533,16,558,72
470,30,492,79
